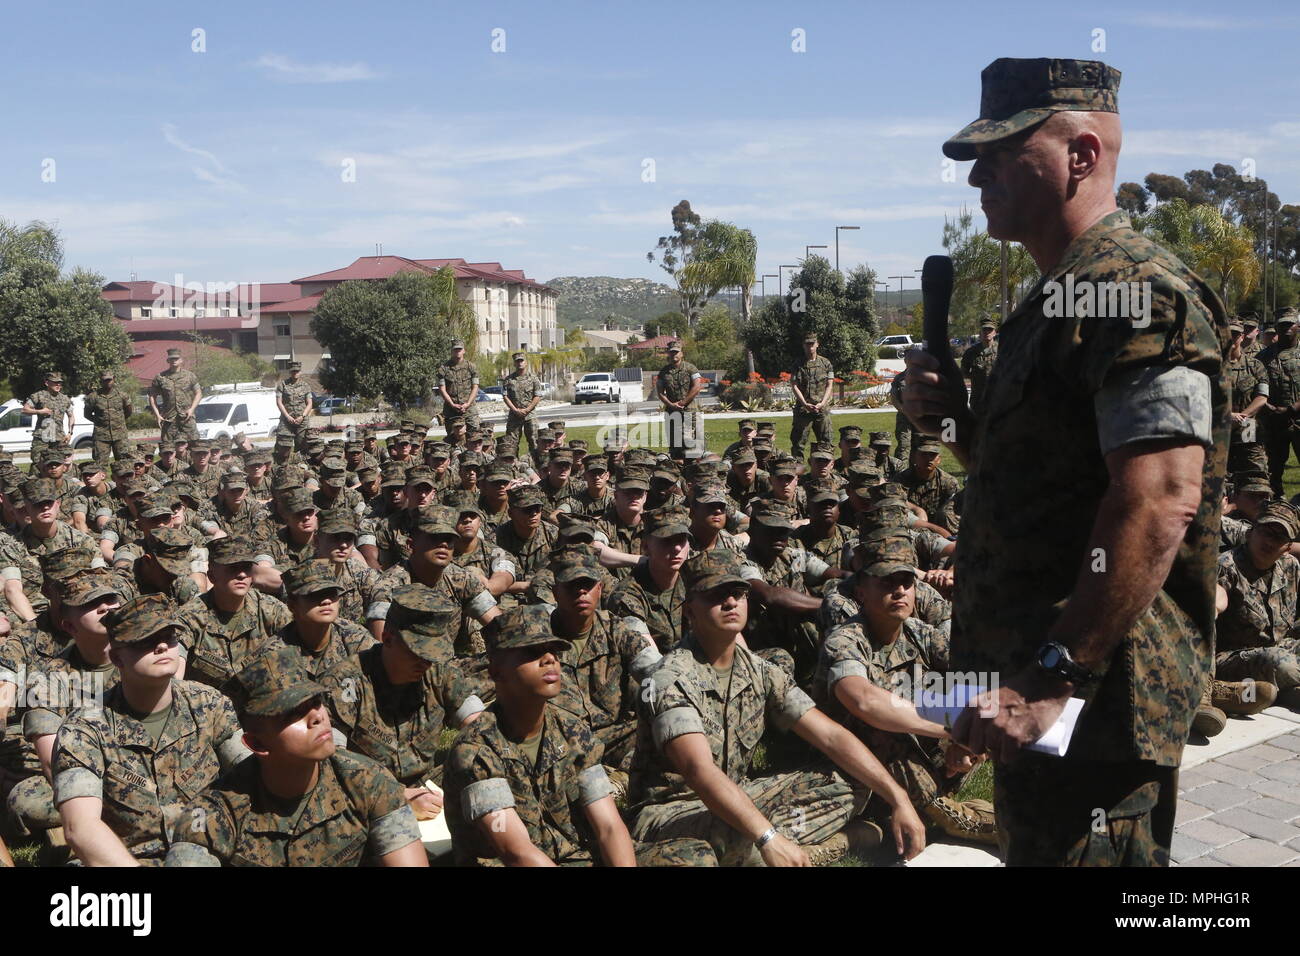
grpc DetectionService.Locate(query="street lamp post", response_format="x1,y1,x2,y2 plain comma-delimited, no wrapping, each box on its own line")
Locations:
835,225,860,273
876,282,890,319
779,265,798,298
805,245,828,261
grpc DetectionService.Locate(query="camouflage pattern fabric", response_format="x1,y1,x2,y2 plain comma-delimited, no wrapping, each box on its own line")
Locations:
812,616,955,815
1215,544,1300,689
0,521,102,615
444,704,614,865
175,589,293,692
166,750,420,866
607,561,686,653
897,466,961,535
952,208,1227,772
790,354,834,459
279,616,377,679
276,378,312,431
150,368,201,443
84,386,134,462
52,680,249,861
25,389,72,458
322,643,485,786
368,565,497,659
961,339,999,417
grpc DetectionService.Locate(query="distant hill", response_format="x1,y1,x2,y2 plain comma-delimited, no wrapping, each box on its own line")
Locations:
548,274,918,329
547,276,680,328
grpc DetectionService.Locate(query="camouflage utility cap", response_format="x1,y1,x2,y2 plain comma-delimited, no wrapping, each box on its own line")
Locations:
857,529,920,578
486,604,570,654
59,569,123,608
387,585,459,662
22,478,58,504
751,500,795,530
550,545,603,584
318,511,357,536
40,546,98,582
209,535,258,565
414,506,458,536
509,485,546,509
943,57,1122,161
644,504,691,538
1256,500,1300,540
226,645,329,718
145,528,194,576
682,550,752,595
105,593,178,646
283,559,344,597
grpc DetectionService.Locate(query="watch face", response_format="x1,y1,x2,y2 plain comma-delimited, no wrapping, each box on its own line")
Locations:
1041,646,1061,669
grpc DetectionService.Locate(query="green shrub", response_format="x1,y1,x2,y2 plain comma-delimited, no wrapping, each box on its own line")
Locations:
719,383,772,411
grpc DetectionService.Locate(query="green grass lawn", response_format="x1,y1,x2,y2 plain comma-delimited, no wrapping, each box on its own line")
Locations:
558,407,1300,501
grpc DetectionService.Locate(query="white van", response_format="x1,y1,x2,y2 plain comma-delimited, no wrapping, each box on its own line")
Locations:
194,383,281,441
0,396,95,453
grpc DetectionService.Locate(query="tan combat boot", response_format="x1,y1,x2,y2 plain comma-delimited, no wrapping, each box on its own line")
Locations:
1212,679,1277,715
923,796,998,846
1192,682,1227,737
804,820,884,866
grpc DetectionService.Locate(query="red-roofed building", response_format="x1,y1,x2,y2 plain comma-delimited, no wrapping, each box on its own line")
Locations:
123,338,237,389
625,334,677,353
104,254,559,376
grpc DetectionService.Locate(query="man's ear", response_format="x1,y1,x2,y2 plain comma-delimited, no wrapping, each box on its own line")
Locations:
1068,130,1103,182
242,729,271,758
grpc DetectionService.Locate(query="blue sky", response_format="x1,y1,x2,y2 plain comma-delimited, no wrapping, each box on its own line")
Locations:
3,0,1298,296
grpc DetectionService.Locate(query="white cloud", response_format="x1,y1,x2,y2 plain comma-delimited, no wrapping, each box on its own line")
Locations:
162,124,243,190
254,54,381,84
1113,11,1300,30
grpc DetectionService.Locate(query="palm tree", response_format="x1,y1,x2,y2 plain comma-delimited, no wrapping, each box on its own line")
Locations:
428,266,479,353
1138,199,1261,309
680,221,758,328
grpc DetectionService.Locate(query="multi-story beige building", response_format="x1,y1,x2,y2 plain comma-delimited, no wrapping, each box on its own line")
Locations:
103,255,559,377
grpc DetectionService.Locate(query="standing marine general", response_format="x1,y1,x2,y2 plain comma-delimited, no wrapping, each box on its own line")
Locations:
904,58,1228,866
275,361,313,442
22,371,75,465
789,333,835,460
438,340,480,433
656,340,704,461
503,351,543,459
149,348,201,444
83,370,135,464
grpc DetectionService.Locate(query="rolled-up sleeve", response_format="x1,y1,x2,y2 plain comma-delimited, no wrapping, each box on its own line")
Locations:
651,706,703,749
1094,365,1214,455
462,777,515,821
576,764,613,806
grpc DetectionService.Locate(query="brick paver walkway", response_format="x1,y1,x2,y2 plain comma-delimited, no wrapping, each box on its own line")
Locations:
1174,727,1300,867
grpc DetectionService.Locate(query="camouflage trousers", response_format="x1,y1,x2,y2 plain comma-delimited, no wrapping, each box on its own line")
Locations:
1216,641,1300,690
1265,424,1300,496
993,755,1178,867
505,417,538,458
631,769,868,866
790,409,832,461
160,415,200,444
663,409,704,460
894,414,917,462
4,772,60,836
93,436,135,463
442,405,480,432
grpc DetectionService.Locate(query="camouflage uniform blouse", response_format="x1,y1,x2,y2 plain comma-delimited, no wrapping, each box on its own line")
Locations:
322,644,486,786
444,704,615,865
166,750,420,866
812,616,953,809
657,360,702,411
952,210,1228,768
628,638,815,810
175,590,293,692
1216,546,1300,654
607,561,686,652
52,680,249,862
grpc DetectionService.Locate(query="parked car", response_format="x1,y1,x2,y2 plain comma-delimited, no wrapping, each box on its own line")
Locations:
538,382,556,398
0,396,94,452
572,372,643,404
875,334,916,349
316,396,351,415
478,386,506,402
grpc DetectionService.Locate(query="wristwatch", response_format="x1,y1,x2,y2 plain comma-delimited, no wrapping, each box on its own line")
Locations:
1035,641,1099,687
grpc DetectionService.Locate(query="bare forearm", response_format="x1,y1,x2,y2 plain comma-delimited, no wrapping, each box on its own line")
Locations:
686,762,772,842
750,580,820,613
4,582,35,623
802,719,911,810
66,817,141,867
1051,465,1200,674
